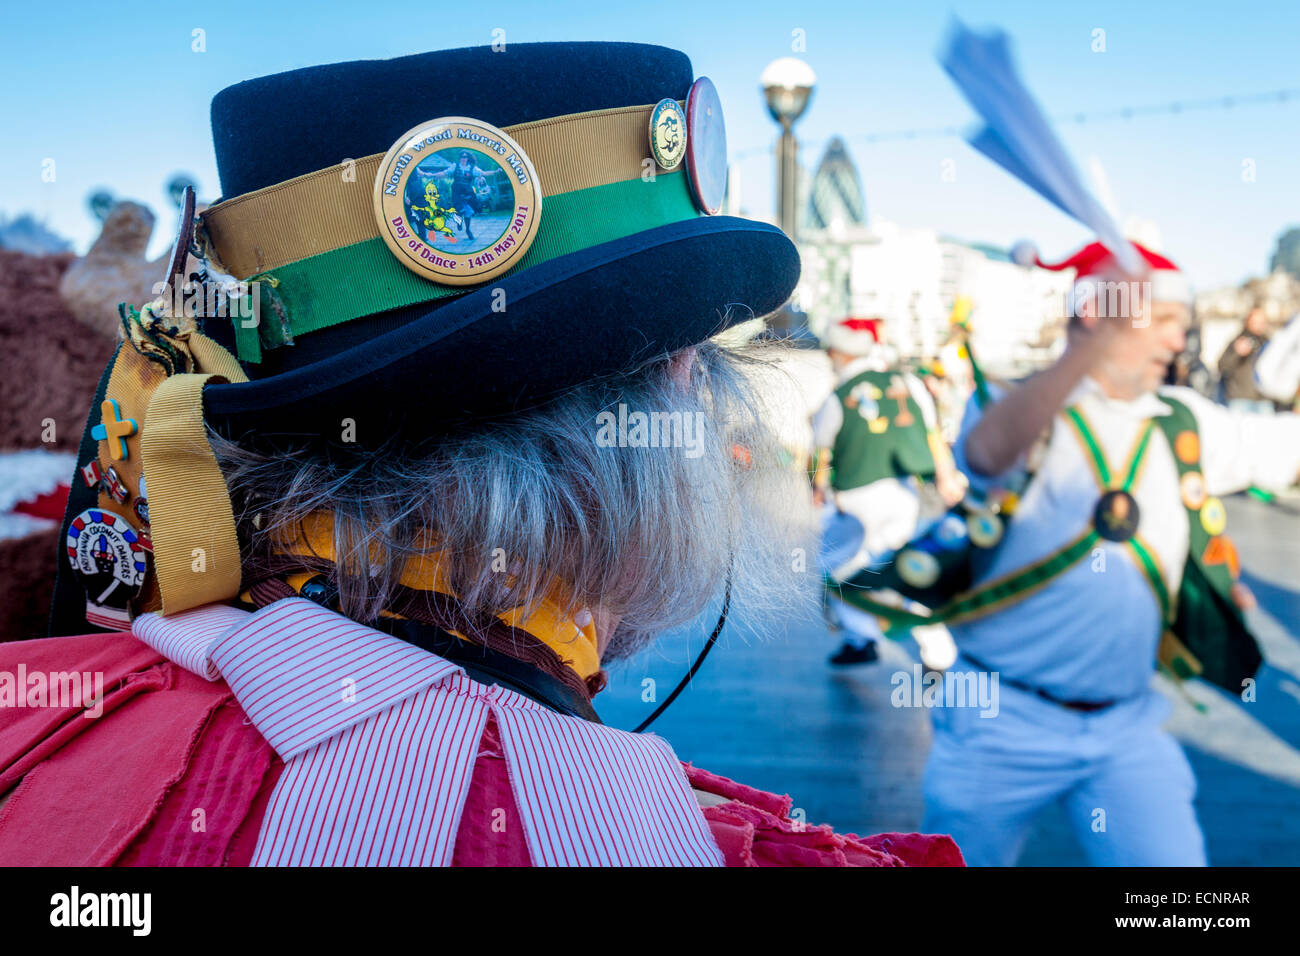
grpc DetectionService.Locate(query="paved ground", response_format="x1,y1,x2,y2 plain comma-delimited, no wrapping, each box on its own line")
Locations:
598,493,1300,866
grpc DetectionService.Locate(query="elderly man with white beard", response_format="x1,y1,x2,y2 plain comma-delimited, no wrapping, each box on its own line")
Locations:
922,240,1300,866
0,42,964,868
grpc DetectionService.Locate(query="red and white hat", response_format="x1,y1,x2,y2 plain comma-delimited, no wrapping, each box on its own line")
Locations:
1011,239,1192,311
823,317,884,356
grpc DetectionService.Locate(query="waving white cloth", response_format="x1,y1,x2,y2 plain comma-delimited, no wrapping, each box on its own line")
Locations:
939,19,1143,276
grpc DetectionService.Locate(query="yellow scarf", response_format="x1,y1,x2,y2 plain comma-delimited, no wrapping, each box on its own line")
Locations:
246,514,601,681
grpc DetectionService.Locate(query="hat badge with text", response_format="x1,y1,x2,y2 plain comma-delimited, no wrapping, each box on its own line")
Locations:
373,117,542,285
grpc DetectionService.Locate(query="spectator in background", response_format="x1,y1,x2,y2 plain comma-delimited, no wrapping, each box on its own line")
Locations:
1218,307,1274,413
1165,322,1216,399
811,317,965,668
1256,311,1300,411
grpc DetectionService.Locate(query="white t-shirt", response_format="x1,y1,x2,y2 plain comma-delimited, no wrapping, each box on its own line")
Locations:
950,377,1300,701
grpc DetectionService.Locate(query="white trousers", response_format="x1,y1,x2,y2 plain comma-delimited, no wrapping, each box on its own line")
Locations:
831,479,922,579
922,669,1207,866
826,596,885,646
819,491,957,666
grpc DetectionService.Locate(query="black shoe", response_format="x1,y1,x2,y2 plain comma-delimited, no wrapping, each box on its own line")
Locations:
829,640,879,667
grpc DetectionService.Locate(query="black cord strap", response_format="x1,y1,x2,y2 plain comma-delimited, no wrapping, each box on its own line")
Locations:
632,569,732,734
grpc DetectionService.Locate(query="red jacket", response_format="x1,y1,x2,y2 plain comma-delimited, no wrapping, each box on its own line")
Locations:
0,631,962,866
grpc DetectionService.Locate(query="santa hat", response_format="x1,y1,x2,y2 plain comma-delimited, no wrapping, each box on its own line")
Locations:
823,317,883,356
1011,239,1192,312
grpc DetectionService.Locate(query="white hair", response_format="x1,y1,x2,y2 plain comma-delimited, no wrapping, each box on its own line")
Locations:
210,340,817,662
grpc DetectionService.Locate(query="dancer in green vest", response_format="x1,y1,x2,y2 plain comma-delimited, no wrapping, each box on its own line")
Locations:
812,316,965,667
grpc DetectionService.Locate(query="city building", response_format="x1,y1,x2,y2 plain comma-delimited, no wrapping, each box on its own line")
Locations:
802,137,866,233
793,139,1071,376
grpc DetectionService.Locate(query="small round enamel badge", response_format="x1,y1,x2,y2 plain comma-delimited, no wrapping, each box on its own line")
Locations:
1200,497,1227,537
966,510,1004,549
373,117,542,286
685,76,727,214
649,98,688,170
1174,430,1200,465
1179,471,1207,510
1094,489,1140,542
897,548,941,589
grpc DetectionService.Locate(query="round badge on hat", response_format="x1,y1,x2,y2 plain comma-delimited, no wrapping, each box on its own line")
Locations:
649,98,687,170
897,548,941,589
1179,471,1207,510
1200,496,1227,537
685,76,726,214
1094,489,1140,542
66,508,148,629
373,117,542,286
966,510,1004,548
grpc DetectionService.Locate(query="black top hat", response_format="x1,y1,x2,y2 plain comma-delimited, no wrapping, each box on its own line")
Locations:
196,42,800,443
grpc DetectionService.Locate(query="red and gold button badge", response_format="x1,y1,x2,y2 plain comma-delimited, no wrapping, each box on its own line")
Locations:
685,76,727,215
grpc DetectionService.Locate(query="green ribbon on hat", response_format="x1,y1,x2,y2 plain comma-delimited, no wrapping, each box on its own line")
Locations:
234,171,698,363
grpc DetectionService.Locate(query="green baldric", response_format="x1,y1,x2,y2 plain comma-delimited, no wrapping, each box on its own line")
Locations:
831,407,1162,635
831,396,1264,695
1064,407,1172,623
1151,397,1262,690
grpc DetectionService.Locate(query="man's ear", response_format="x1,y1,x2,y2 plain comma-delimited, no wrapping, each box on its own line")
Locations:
1073,282,1102,331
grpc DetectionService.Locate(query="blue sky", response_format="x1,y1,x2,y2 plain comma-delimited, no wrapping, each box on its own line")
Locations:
2,0,1298,287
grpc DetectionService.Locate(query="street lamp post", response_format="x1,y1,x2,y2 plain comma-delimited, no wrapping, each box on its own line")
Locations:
761,57,816,241
761,57,816,338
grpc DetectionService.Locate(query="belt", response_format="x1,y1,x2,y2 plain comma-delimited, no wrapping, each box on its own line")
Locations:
959,652,1117,713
